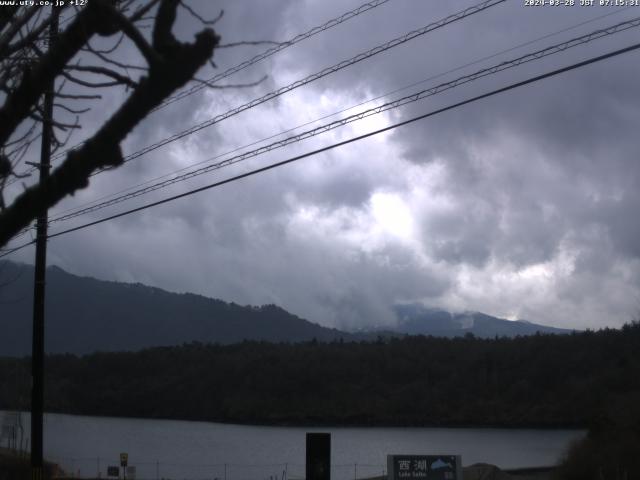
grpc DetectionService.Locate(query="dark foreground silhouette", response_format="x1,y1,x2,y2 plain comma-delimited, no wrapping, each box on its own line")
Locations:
1,322,638,428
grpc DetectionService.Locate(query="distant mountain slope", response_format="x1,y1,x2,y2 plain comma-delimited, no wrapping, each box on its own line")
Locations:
0,261,353,356
0,262,571,356
392,304,573,338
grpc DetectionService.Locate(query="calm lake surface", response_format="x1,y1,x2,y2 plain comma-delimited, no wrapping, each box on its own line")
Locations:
3,411,584,480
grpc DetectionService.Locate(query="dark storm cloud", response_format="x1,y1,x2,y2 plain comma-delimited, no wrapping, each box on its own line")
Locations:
271,0,640,327
9,0,640,330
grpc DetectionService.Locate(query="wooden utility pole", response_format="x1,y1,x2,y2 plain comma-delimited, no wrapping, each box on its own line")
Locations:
31,7,58,480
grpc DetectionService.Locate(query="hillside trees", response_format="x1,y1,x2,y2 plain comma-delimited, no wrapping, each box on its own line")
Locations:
1,324,638,427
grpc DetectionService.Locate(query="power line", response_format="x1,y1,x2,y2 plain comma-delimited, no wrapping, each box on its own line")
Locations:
14,40,634,250
46,15,640,225
89,0,507,172
2,0,503,239
43,0,393,167
7,8,637,241
155,0,393,111
44,5,634,225
0,241,34,258
3,40,639,259
5,0,512,198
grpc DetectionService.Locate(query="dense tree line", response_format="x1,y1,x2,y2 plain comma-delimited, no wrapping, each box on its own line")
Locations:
1,324,639,428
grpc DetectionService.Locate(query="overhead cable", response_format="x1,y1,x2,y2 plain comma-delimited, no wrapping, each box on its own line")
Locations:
10,3,629,188
47,16,640,224
3,40,639,258
95,0,507,169
46,5,635,222
42,0,393,167
156,0,393,111
0,40,626,253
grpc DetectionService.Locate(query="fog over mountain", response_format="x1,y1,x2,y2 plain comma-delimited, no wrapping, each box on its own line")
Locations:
390,304,572,338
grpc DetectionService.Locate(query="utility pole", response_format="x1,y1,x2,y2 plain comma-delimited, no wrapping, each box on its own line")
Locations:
30,7,58,480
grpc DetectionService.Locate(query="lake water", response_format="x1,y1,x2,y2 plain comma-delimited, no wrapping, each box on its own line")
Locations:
2,411,584,480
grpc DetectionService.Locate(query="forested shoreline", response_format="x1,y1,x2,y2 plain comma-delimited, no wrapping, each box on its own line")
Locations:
1,324,639,428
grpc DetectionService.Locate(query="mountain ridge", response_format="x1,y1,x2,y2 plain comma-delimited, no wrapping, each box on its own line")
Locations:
0,261,571,356
390,303,572,337
0,261,354,356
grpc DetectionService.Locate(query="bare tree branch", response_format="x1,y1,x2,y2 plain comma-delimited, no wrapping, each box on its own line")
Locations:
0,0,220,247
50,116,79,154
64,64,138,88
55,92,102,100
0,1,114,147
0,6,20,34
179,1,223,26
153,0,179,53
1,14,52,58
83,32,125,55
0,6,40,55
3,121,38,148
83,40,147,70
129,0,162,23
29,107,80,131
107,7,161,66
54,103,91,115
60,70,126,89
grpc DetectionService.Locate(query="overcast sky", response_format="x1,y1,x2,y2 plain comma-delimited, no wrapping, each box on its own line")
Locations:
6,0,640,330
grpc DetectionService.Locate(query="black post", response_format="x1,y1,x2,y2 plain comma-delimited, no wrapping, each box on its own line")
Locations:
306,433,331,480
31,8,57,480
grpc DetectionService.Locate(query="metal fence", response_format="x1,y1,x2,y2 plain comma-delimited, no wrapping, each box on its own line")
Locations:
46,456,386,480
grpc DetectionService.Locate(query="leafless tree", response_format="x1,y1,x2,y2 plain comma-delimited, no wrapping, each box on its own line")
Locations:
0,0,221,248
